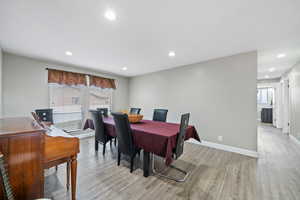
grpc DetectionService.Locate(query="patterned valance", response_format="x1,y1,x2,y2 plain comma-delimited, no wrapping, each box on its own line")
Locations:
47,68,116,89
48,69,86,86
89,75,116,89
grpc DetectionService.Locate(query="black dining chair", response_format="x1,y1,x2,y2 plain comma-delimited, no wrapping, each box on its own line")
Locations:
130,108,141,115
35,108,53,124
91,110,114,155
111,112,141,173
97,108,109,117
153,109,168,122
152,113,190,182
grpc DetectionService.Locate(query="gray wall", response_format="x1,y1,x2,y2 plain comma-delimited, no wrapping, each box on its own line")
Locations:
286,61,300,140
129,52,258,151
2,52,129,117
0,47,2,117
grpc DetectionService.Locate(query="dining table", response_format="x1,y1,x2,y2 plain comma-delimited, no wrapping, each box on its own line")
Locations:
84,117,200,177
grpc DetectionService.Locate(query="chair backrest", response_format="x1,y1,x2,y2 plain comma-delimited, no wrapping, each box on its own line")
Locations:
97,108,108,117
174,113,190,159
153,109,168,122
90,110,106,143
35,109,53,123
111,112,135,155
0,152,15,200
130,108,141,115
31,112,45,128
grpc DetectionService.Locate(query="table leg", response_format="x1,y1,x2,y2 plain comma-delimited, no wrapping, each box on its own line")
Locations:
66,161,70,190
71,156,77,200
143,151,150,177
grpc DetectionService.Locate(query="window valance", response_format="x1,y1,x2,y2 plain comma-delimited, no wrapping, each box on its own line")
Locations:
48,69,86,86
89,75,116,89
47,68,116,89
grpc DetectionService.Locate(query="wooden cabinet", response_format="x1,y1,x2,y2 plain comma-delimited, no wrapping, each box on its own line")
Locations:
0,117,45,200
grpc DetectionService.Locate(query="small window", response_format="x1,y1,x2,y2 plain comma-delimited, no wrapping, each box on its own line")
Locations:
257,88,273,105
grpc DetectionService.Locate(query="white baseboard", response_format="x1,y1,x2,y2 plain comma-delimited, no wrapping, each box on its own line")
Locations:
187,139,259,158
290,134,300,146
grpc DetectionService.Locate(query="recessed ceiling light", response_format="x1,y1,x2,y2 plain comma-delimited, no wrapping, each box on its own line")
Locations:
65,51,72,56
277,53,286,58
104,9,116,21
168,51,175,57
122,67,127,71
269,67,275,72
265,75,270,79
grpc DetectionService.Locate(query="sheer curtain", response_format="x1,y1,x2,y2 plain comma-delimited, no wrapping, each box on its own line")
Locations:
47,69,115,131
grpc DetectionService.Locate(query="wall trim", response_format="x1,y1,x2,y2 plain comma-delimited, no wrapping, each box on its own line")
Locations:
187,139,259,158
290,134,300,146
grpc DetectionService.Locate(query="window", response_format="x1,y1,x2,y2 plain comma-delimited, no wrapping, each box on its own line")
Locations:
49,84,83,125
47,69,115,133
89,87,113,112
257,88,273,105
49,83,113,127
49,84,82,113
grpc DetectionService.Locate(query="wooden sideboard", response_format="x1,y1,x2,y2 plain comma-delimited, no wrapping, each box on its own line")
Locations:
0,117,45,199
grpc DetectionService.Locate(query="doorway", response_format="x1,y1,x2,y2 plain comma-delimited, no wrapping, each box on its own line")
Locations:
282,79,290,134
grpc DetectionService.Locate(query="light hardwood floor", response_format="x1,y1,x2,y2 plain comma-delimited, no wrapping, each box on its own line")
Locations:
45,125,300,200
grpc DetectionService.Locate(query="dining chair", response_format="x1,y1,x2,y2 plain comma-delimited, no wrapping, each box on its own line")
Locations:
35,108,53,125
111,112,141,173
97,108,109,117
91,110,114,155
153,109,168,122
152,113,190,182
130,108,141,115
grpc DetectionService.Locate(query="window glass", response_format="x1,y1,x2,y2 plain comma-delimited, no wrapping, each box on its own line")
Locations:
89,87,112,112
257,87,273,105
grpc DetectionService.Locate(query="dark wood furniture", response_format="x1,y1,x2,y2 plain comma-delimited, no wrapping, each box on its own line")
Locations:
0,117,80,200
0,117,45,200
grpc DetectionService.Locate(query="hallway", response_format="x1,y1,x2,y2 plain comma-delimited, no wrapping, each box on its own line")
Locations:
257,125,300,199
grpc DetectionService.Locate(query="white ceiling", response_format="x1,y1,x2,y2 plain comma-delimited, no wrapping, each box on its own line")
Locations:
0,0,300,77
258,45,300,80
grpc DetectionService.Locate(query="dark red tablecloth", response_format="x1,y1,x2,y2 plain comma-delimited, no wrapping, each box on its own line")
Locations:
84,117,200,165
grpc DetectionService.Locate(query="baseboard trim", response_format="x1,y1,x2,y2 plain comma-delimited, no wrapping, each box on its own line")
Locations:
187,139,259,158
290,134,300,146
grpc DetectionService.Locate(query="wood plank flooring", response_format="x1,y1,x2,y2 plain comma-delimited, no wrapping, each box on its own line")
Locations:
44,125,300,200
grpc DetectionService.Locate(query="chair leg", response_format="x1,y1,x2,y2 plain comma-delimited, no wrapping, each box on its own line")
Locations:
103,142,106,155
117,150,121,166
151,154,189,182
130,155,134,173
95,140,99,151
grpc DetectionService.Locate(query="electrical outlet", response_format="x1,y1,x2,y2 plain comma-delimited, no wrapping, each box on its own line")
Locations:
218,136,223,142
